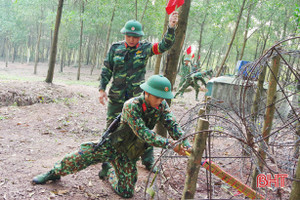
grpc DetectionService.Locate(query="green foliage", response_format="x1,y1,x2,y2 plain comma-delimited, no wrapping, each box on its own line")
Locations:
293,3,300,28
0,0,298,74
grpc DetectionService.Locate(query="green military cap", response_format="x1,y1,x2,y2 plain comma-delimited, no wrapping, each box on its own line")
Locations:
121,20,144,37
140,75,174,99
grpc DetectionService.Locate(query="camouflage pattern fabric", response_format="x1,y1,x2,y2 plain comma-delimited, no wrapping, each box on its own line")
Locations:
179,63,192,88
175,71,209,100
52,141,137,198
47,94,186,198
100,27,175,122
192,60,201,72
121,94,184,148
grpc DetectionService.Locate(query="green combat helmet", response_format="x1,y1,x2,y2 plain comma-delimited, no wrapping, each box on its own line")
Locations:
140,75,174,99
184,57,191,62
120,20,144,37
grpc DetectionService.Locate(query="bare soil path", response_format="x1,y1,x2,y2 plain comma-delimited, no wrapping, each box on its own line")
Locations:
0,62,201,199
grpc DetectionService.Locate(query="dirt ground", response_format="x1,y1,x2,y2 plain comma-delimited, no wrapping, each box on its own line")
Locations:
0,61,294,200
0,61,205,200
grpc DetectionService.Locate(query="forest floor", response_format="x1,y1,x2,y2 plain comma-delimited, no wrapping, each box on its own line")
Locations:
0,61,293,200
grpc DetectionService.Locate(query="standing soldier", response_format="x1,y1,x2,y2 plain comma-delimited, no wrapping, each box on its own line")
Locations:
32,75,191,198
98,12,179,178
178,56,192,88
192,56,201,72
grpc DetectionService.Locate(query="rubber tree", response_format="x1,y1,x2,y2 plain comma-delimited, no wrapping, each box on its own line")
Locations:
216,0,246,77
45,0,64,83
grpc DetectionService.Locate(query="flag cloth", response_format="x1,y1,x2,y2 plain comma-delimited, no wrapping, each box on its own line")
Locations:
198,55,201,60
165,0,185,15
192,54,195,59
186,46,192,55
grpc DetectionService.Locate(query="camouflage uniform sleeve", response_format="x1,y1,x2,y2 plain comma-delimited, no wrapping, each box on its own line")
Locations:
99,45,114,91
122,101,169,148
149,26,175,56
160,101,185,140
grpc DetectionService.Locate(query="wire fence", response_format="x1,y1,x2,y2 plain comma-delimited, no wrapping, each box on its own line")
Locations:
143,37,299,199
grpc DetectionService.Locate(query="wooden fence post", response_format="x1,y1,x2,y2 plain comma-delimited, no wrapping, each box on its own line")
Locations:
251,50,281,189
182,108,209,199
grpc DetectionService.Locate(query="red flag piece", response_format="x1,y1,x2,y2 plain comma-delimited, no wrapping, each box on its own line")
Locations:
186,46,192,55
198,55,201,60
165,0,185,15
192,54,195,59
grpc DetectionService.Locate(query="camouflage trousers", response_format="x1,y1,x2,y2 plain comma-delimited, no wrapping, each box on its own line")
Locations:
175,77,206,100
175,78,200,100
52,141,138,198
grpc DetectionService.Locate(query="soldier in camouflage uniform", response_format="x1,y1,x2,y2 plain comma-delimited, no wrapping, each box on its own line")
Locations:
178,56,192,88
192,59,200,72
175,70,213,101
98,12,179,176
32,75,191,198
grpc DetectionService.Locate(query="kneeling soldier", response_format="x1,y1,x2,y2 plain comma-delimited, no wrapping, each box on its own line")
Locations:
32,75,191,198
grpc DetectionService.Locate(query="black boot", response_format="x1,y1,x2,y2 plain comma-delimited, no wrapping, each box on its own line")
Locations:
32,170,60,184
99,162,112,180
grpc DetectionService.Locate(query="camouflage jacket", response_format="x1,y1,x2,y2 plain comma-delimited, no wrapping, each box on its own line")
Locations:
109,94,184,159
180,63,191,77
192,71,209,86
100,27,175,104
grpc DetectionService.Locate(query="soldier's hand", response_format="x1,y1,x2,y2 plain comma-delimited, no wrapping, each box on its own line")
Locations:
99,90,108,105
168,11,178,28
173,143,190,156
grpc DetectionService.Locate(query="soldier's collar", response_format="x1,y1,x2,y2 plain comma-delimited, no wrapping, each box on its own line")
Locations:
124,42,140,49
142,94,160,111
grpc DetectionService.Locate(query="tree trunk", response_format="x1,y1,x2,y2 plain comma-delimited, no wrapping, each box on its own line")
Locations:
216,0,246,77
60,47,65,72
156,0,191,138
154,12,169,74
135,0,137,20
251,52,281,189
86,37,91,65
289,154,300,200
248,64,267,146
90,35,99,75
34,14,43,74
239,2,252,60
294,123,300,159
77,0,84,81
294,81,300,158
254,37,260,60
27,35,31,64
45,0,64,83
182,109,208,199
98,0,117,80
196,0,209,63
164,0,191,87
12,46,16,63
5,40,9,67
140,0,149,22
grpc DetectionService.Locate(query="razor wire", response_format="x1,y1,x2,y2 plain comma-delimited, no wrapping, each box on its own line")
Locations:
143,37,300,200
